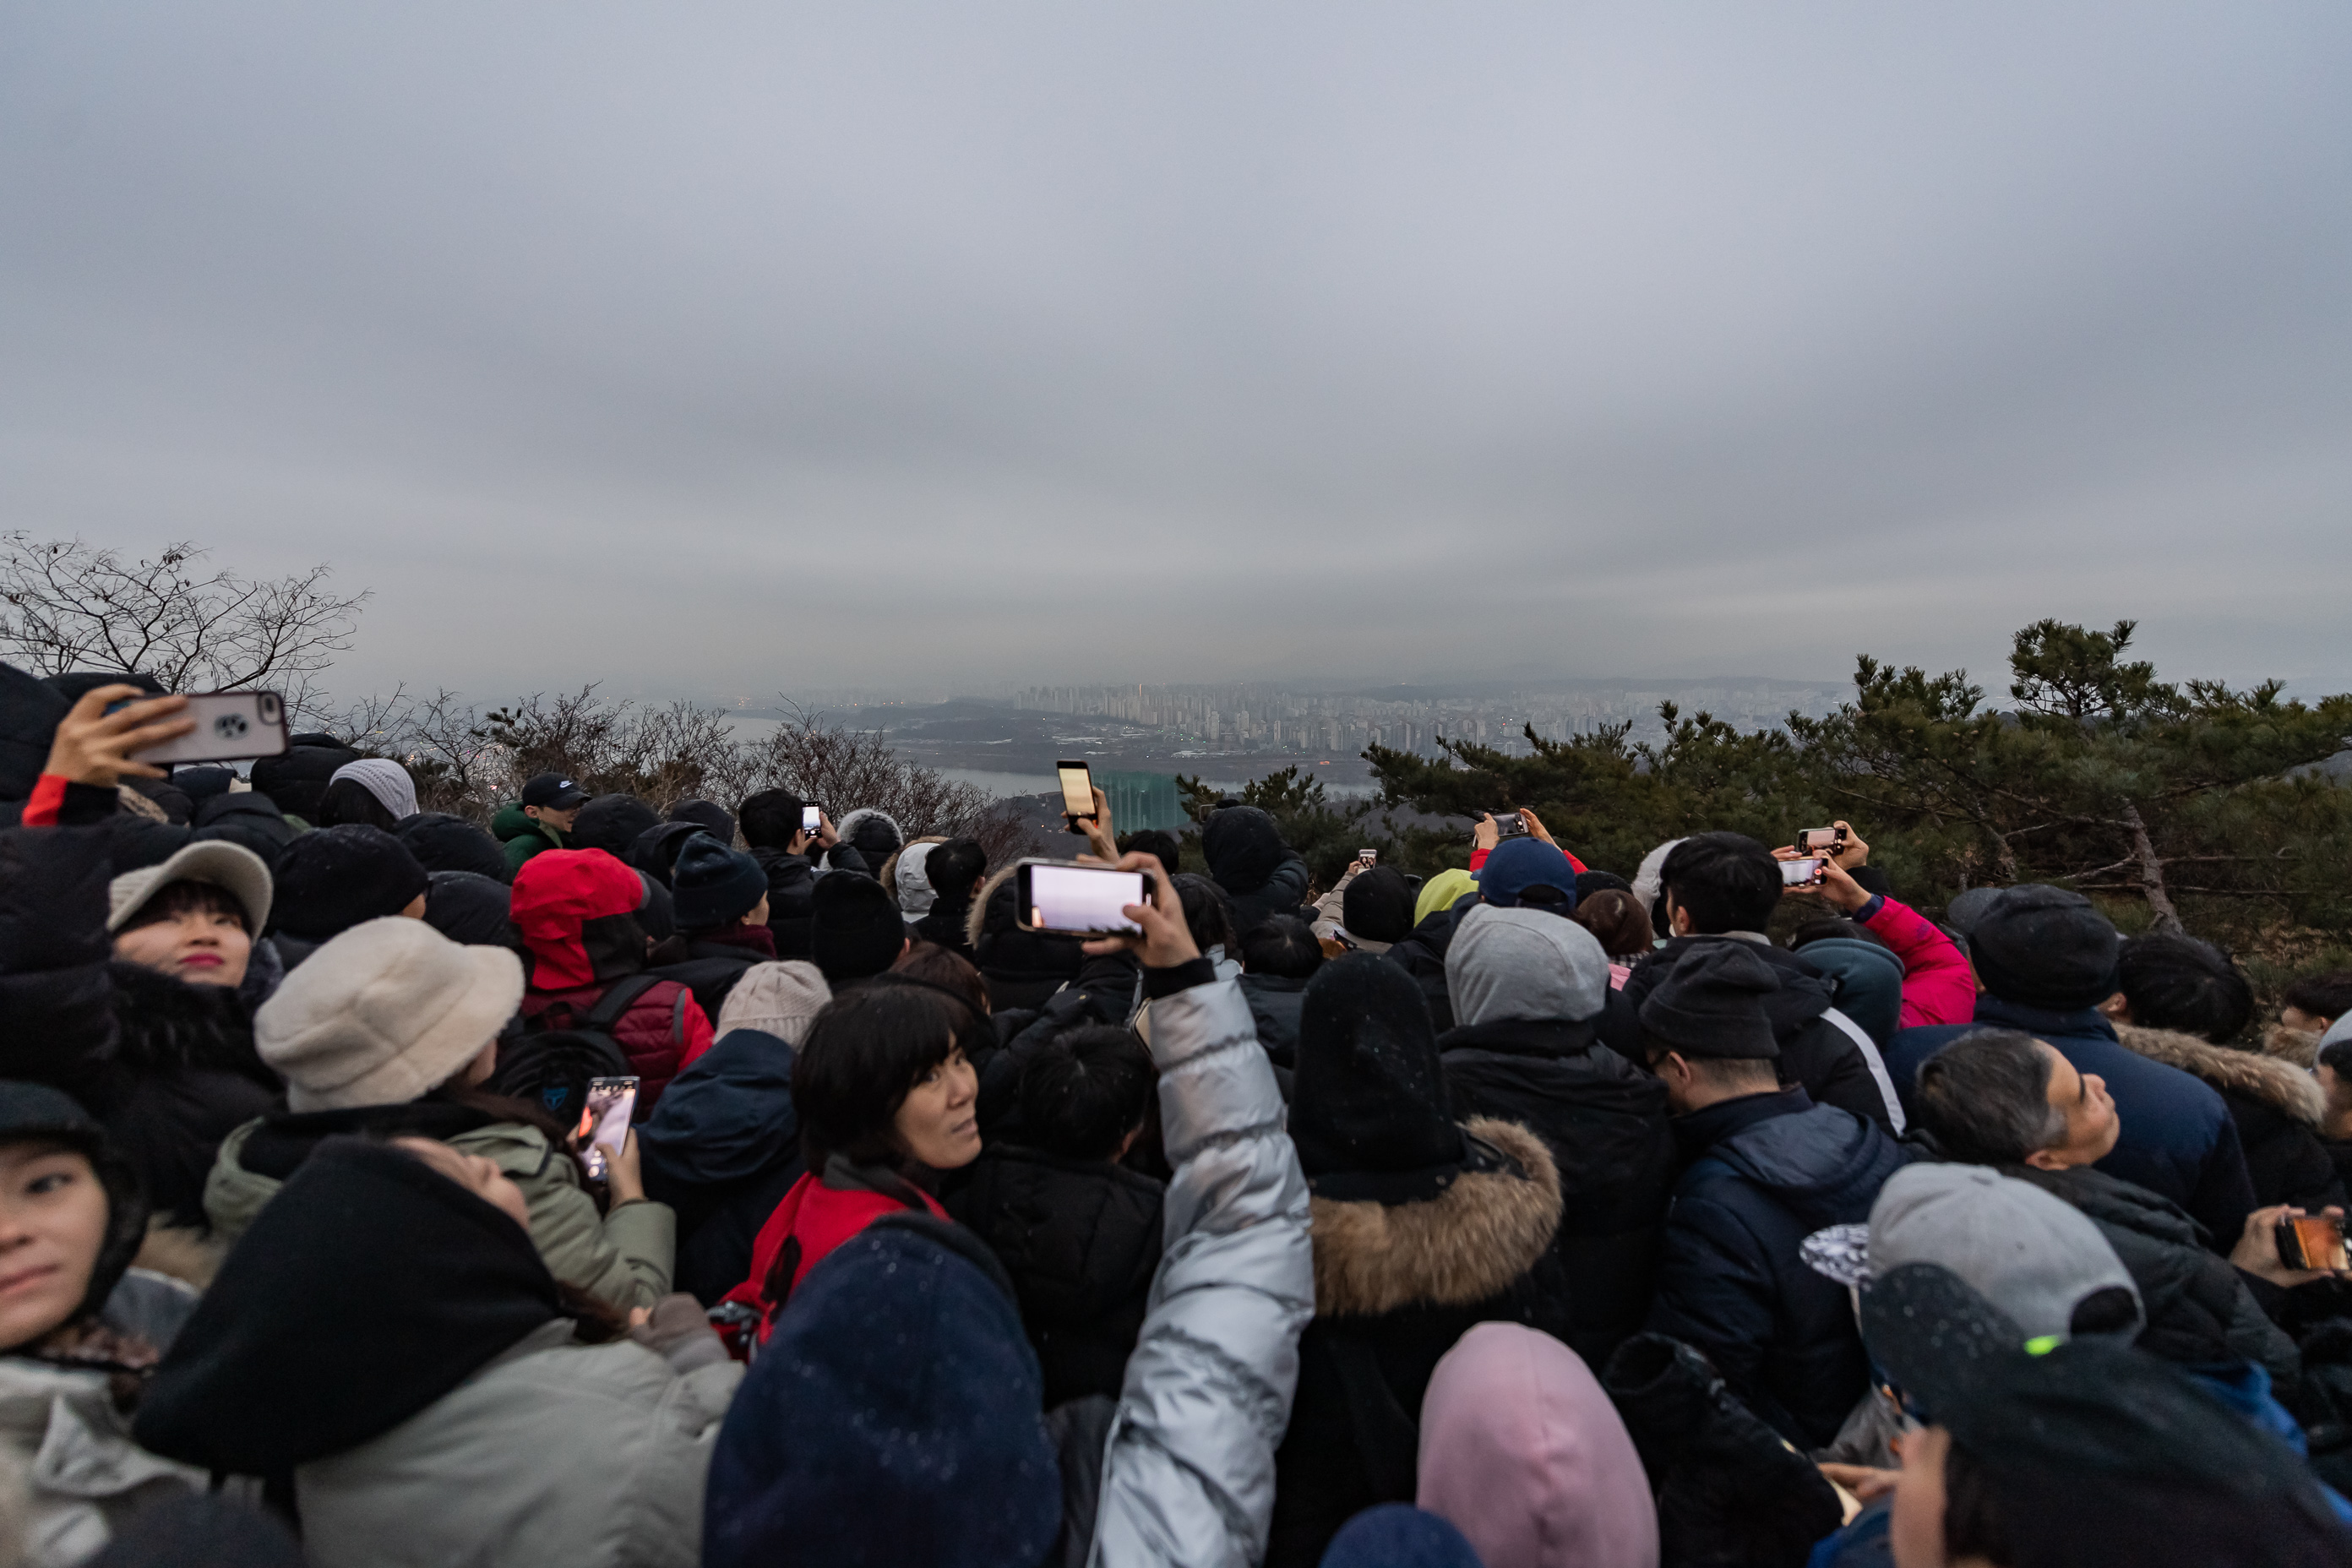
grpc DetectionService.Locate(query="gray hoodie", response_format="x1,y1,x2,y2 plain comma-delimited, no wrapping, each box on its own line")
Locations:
1445,906,1611,1027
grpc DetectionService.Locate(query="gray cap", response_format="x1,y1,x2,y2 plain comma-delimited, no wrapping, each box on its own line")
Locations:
1868,1163,2141,1346
108,839,275,935
1446,904,1611,1027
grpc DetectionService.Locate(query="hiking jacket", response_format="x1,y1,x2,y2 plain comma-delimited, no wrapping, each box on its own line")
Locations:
749,846,818,958
1603,934,1900,1131
1437,1014,1676,1370
1086,970,1315,1568
1645,1086,1910,1448
947,1144,1166,1407
1266,1119,1563,1568
205,1109,673,1311
639,1028,804,1306
1890,996,2257,1247
0,810,281,1225
722,1162,951,1347
493,803,564,878
1857,894,1974,1029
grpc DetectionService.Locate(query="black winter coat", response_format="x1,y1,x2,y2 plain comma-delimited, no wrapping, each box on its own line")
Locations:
945,1145,1164,1407
638,1027,804,1304
2005,1162,2300,1396
1266,1119,1565,1568
1381,903,1467,1035
749,847,817,958
0,813,282,1225
911,896,974,960
1439,1015,1676,1369
1237,972,1309,1068
1200,806,1314,937
1603,936,1894,1131
971,953,1140,1146
2111,1023,2347,1213
1645,1087,1909,1449
968,875,1090,1014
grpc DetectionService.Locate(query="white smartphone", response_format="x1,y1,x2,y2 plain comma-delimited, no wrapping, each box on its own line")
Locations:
577,1075,639,1182
127,691,291,765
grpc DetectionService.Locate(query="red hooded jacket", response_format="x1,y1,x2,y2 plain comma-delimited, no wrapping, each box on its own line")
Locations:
510,848,714,1113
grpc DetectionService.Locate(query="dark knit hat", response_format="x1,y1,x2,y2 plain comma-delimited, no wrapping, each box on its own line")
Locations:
1575,869,1633,901
0,1081,147,1330
1342,866,1417,945
1292,953,1466,1200
571,794,660,859
673,834,769,929
422,870,515,949
810,873,906,982
1968,886,2121,1012
190,792,300,868
1639,941,1782,1059
394,812,509,883
668,798,736,845
268,825,432,942
628,819,708,888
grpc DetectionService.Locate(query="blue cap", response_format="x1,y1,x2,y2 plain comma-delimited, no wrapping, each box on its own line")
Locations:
1476,838,1579,912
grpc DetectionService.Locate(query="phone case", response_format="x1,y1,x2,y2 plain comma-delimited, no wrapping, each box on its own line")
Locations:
131,692,291,765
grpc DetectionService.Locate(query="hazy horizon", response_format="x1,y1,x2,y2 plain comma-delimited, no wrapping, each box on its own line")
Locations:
5,5,2349,702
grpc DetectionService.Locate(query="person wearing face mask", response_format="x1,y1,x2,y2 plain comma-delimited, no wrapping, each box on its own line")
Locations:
135,1135,740,1568
0,685,286,1233
0,1082,215,1566
715,977,986,1351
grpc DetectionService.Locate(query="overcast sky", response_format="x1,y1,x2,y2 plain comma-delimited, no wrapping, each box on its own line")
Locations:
3,3,2347,707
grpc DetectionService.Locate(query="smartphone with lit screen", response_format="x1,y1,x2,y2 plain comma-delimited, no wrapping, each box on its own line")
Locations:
1015,858,1146,936
1056,760,1097,824
1781,857,1827,889
577,1076,639,1182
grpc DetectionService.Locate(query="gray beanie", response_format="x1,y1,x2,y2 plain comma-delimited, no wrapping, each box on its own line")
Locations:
1446,906,1611,1027
1868,1163,2142,1346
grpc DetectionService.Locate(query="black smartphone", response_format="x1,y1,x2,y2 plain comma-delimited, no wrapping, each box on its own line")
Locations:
1056,760,1097,829
1015,858,1146,936
577,1075,640,1182
1490,811,1530,840
1780,856,1827,889
125,690,291,765
2277,1212,2348,1271
1797,826,1848,854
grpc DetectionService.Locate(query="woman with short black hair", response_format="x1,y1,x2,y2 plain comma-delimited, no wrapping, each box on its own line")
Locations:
717,977,985,1348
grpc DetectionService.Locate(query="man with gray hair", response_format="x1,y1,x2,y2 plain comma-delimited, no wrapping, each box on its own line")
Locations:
1912,1027,2119,1172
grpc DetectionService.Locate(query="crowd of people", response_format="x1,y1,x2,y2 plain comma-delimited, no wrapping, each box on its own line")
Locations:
0,669,2346,1566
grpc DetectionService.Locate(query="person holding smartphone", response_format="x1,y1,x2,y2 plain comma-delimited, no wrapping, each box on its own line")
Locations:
736,790,838,960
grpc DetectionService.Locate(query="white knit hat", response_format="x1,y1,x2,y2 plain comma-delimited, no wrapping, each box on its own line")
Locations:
107,840,274,935
716,961,832,1047
255,916,524,1112
329,758,419,821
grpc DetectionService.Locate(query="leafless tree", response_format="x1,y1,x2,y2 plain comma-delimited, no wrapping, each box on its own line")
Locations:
0,534,368,721
735,703,1031,861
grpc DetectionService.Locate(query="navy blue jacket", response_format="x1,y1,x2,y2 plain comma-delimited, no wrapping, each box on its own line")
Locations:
1645,1087,1909,1448
638,1027,803,1304
1887,997,2256,1248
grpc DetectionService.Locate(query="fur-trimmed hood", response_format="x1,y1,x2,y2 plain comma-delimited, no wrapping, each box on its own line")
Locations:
107,960,275,1083
2115,1022,2325,1130
2264,1022,2324,1070
1307,1118,1561,1318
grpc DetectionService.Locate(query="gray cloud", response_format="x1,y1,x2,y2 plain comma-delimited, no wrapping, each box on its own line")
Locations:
2,3,2347,705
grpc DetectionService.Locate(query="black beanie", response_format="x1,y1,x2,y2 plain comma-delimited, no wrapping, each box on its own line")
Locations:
668,798,736,846
1292,953,1466,1200
422,870,516,949
395,812,510,884
671,833,767,928
1341,867,1416,945
810,873,906,982
0,1081,149,1330
1969,886,2121,1012
1639,941,1783,1059
268,825,432,941
571,794,660,859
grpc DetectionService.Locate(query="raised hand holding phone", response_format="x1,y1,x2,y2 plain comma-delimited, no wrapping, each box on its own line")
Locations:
42,685,193,786
1080,855,1201,968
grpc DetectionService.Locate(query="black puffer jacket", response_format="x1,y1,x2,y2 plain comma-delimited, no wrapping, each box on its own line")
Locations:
1603,936,1893,1131
1644,1087,1909,1449
945,1145,1164,1407
971,953,1141,1146
1440,1015,1676,1370
749,847,817,958
2006,1162,2300,1396
1381,901,1469,1034
967,872,1087,1014
2113,1024,2347,1212
0,811,283,1224
1200,807,1311,937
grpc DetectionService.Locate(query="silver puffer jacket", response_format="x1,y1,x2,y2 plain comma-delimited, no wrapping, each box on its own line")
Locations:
1088,975,1315,1568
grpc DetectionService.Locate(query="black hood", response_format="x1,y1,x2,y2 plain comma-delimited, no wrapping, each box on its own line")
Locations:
973,879,1086,984
135,1136,560,1474
0,1081,149,1333
950,1145,1163,1326
1201,807,1286,896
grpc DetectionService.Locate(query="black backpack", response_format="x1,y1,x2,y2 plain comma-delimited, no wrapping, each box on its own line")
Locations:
491,974,663,1126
